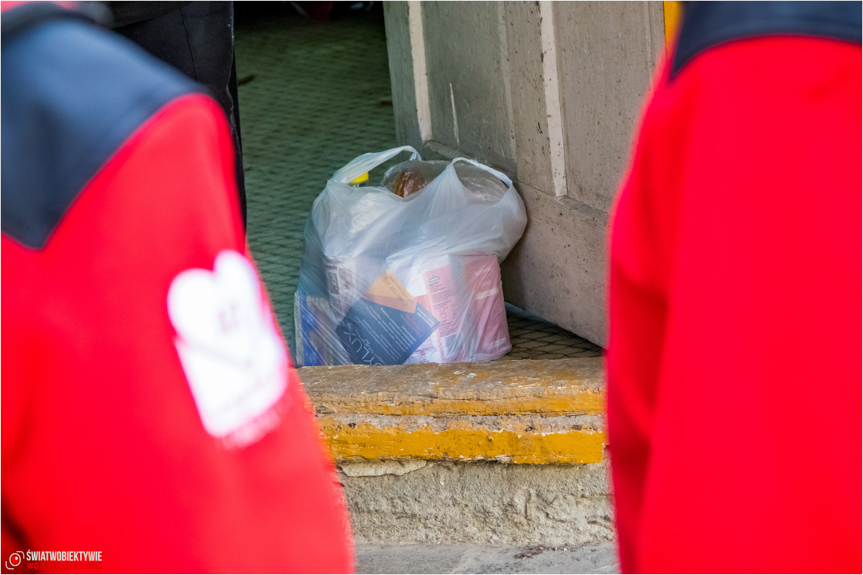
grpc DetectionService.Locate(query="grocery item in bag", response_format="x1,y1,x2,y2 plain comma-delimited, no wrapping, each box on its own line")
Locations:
395,255,467,364
463,254,511,360
295,294,349,367
390,168,428,198
396,253,510,364
335,271,439,366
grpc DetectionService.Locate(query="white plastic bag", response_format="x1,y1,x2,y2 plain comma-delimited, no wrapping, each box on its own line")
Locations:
294,146,527,366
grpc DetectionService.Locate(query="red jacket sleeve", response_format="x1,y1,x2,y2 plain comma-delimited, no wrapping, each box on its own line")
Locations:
1,95,353,573
608,36,861,573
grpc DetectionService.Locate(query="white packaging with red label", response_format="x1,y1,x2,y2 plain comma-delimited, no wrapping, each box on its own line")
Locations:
391,255,464,364
390,253,510,364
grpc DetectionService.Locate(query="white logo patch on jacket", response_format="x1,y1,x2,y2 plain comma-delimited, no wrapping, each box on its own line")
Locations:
168,250,288,446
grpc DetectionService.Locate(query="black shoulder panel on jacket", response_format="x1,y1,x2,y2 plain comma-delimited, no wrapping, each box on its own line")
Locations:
1,8,201,249
0,2,102,43
671,1,862,80
0,1,107,42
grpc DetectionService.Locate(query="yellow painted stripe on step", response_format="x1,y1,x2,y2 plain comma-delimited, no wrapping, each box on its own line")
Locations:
320,420,606,465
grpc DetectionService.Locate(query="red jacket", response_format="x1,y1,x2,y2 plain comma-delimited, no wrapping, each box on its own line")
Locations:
607,3,861,572
2,3,352,572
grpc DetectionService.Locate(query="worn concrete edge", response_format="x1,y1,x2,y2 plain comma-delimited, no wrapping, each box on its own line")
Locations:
299,358,607,464
300,358,605,417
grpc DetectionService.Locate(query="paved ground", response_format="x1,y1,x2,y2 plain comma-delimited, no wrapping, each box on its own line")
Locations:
356,543,619,574
234,4,602,362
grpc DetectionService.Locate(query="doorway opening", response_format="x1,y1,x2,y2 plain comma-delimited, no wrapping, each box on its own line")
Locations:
234,2,601,364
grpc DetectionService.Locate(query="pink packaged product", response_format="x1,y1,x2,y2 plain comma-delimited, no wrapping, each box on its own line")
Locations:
393,253,509,364
461,254,511,360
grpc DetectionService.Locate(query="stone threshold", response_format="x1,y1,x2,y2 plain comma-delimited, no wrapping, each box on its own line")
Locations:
299,358,607,465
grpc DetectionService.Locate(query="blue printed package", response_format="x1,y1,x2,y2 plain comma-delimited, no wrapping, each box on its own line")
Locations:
337,297,438,366
294,294,348,366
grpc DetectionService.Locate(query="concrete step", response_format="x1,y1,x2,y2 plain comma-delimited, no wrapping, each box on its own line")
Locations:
301,358,606,465
299,358,614,549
